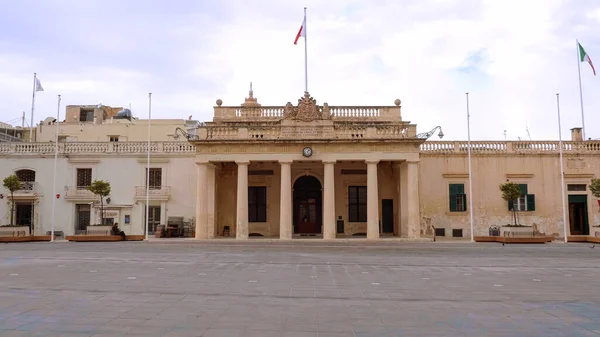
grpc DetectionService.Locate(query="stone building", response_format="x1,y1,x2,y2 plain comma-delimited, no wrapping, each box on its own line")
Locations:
0,91,598,240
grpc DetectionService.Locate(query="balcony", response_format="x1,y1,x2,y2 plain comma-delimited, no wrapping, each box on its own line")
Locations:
64,186,97,202
134,186,171,201
7,182,40,200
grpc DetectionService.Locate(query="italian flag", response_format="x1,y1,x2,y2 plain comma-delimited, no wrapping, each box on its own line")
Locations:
579,42,596,76
294,17,306,45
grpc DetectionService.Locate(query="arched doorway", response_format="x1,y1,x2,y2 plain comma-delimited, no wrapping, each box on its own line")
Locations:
293,175,322,234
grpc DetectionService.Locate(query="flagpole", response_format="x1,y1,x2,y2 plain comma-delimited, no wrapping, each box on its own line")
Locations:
576,40,586,140
145,93,151,242
466,92,474,242
29,73,37,142
50,94,61,242
556,93,568,243
304,7,308,92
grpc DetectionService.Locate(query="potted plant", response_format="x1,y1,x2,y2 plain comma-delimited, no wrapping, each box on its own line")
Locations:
499,181,531,236
589,178,600,237
88,180,111,226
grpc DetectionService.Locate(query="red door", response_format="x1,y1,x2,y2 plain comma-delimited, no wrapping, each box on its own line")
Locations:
297,198,318,233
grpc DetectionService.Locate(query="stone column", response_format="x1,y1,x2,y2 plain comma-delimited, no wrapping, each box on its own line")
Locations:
406,160,421,238
206,164,216,239
236,161,249,240
195,163,208,239
279,161,293,240
366,160,380,239
323,160,336,240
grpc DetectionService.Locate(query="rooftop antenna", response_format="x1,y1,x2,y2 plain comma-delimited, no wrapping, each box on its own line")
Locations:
525,126,531,140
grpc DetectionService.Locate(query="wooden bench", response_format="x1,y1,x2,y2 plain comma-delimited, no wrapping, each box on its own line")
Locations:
0,235,51,243
474,235,553,244
66,235,145,242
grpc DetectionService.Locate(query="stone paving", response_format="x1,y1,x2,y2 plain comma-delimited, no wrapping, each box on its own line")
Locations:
0,241,599,336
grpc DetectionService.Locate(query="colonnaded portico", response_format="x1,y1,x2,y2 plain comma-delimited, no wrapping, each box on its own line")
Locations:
191,89,424,239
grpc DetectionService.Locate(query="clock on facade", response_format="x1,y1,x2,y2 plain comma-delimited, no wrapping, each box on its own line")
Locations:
302,147,313,157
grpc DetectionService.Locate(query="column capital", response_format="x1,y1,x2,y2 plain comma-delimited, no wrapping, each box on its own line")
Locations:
279,160,293,165
235,161,250,165
322,160,337,164
365,160,380,165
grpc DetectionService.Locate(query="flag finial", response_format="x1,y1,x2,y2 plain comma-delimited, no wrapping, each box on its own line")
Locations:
249,82,253,98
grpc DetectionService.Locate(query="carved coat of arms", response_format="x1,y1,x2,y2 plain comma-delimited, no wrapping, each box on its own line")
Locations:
283,92,331,121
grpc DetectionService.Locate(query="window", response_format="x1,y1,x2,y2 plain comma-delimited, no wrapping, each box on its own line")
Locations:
508,184,535,211
80,109,94,122
76,168,92,189
109,136,119,142
15,169,35,191
147,168,162,189
248,186,267,222
449,183,467,212
348,186,367,222
452,229,463,237
567,184,586,192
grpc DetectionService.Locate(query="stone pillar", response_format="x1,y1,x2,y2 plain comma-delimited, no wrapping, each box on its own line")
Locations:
279,161,293,240
195,163,208,239
406,161,421,238
400,160,420,238
366,160,380,239
236,161,249,240
206,164,216,239
323,160,336,240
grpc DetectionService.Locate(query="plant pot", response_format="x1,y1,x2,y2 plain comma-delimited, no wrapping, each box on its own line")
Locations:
500,226,533,237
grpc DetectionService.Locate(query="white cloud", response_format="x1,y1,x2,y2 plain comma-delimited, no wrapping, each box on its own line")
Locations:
1,0,599,140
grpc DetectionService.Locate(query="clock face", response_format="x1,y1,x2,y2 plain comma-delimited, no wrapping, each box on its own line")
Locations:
302,147,312,157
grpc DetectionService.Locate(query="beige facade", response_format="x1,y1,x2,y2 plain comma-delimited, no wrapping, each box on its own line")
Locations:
1,90,599,240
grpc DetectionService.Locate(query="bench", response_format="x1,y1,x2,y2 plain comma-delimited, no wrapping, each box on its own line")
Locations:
66,235,145,242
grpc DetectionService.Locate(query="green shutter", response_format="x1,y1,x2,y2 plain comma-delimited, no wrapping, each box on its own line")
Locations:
526,194,535,211
449,194,457,211
462,194,467,212
508,199,514,211
456,184,465,194
519,184,528,195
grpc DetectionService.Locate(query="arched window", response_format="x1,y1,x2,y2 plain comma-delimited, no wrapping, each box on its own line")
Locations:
15,169,35,190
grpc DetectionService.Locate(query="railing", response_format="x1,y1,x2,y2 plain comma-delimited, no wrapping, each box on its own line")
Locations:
215,105,400,121
0,141,196,155
420,141,600,154
14,182,37,194
134,186,171,199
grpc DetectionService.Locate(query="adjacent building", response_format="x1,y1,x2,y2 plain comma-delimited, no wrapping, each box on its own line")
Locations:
1,91,598,240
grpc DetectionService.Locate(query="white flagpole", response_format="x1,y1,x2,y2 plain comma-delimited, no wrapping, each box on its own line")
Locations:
556,93,568,243
576,40,586,140
304,7,308,92
145,93,152,241
466,92,474,242
29,73,37,142
50,94,61,242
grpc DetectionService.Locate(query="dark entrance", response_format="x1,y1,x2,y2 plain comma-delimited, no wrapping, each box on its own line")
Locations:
293,176,322,234
15,203,34,232
382,199,394,234
568,195,589,235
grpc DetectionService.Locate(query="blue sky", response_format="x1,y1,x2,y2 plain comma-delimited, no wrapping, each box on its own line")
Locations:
1,0,599,140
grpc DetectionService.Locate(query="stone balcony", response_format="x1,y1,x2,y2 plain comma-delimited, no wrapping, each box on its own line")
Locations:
419,141,600,155
0,141,195,156
64,186,96,202
134,186,171,201
8,182,40,200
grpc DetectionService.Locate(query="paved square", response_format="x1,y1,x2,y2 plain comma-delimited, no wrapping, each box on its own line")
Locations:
1,241,599,336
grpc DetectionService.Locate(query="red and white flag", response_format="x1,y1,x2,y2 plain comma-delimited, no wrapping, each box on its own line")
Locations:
294,17,306,45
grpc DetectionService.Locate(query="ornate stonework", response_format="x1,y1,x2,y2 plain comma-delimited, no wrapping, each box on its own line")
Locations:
283,92,330,122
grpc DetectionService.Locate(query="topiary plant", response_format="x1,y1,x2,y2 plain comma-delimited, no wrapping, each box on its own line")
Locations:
500,181,522,226
88,180,111,226
2,175,21,226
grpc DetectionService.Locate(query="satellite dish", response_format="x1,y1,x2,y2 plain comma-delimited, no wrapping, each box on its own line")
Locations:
96,103,102,109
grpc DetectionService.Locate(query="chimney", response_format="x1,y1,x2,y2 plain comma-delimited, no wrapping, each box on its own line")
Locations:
570,127,583,141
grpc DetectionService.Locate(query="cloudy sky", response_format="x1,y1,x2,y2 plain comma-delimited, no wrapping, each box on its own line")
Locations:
1,0,599,141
